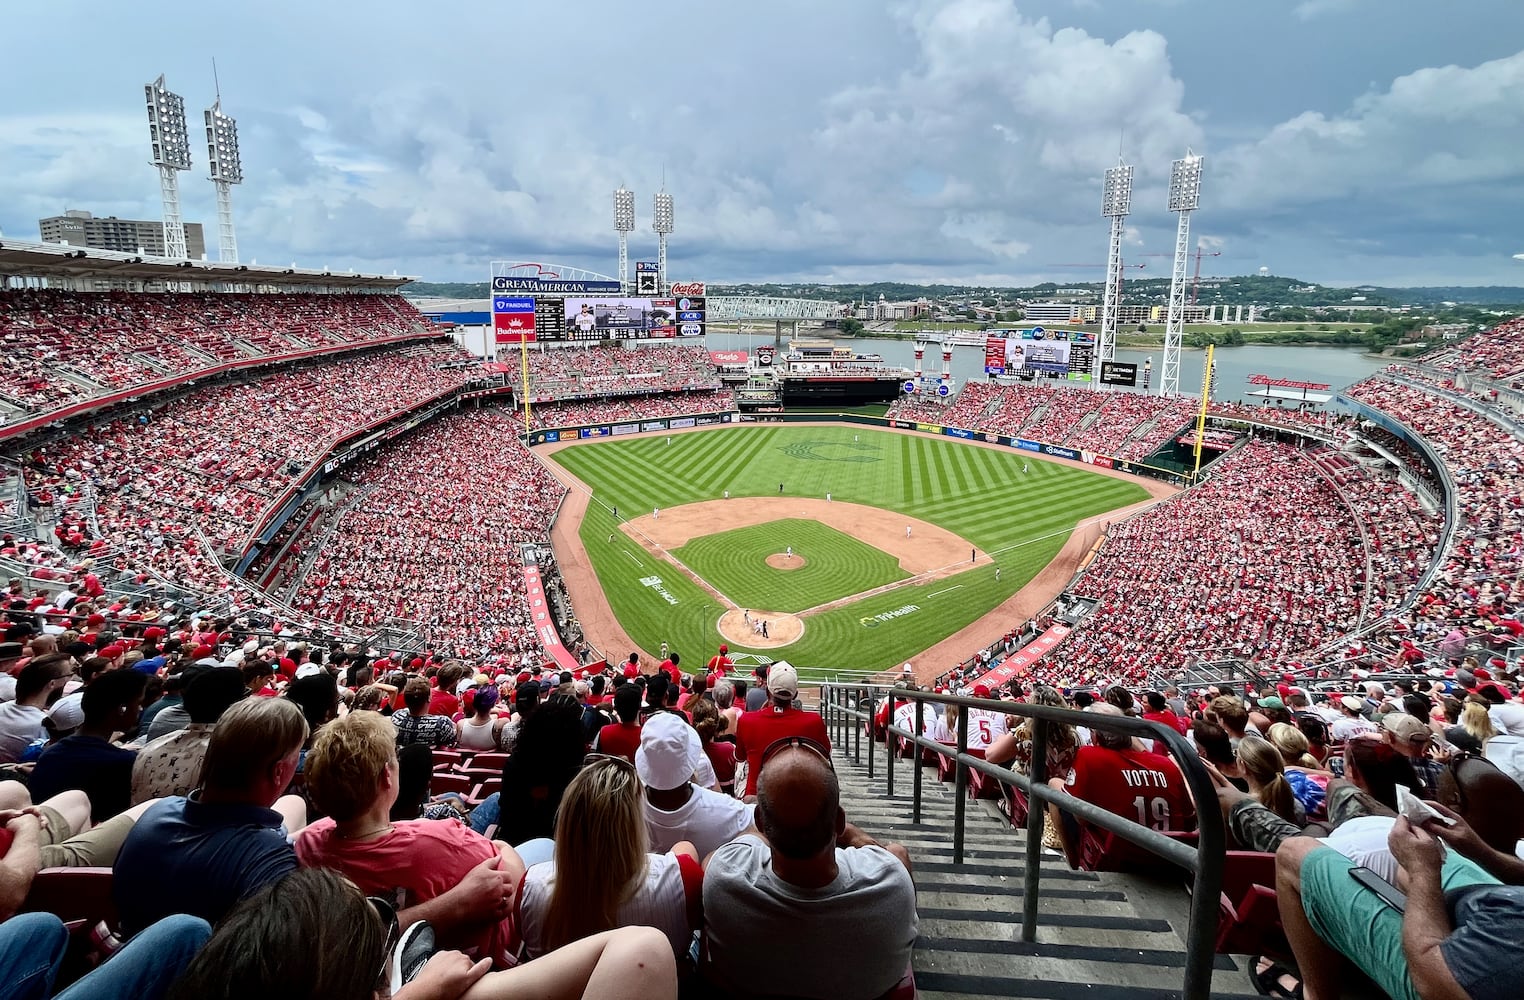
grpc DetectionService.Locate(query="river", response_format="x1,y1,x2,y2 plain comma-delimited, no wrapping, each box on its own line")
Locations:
703,331,1386,404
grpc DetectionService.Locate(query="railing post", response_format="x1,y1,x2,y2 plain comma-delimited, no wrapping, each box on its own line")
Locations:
865,697,876,780
953,706,968,865
912,697,924,824
885,693,897,798
853,690,862,764
1021,724,1048,943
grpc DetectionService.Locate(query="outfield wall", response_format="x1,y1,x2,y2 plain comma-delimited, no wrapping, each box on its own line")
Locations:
522,409,1184,486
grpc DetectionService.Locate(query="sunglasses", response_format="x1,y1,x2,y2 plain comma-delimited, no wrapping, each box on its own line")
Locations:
369,895,400,994
759,735,834,772
582,752,637,774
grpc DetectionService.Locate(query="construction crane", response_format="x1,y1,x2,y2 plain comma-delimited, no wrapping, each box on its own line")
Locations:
1190,247,1222,305
1136,246,1224,304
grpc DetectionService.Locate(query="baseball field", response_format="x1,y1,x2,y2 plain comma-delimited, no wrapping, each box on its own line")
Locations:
543,425,1150,677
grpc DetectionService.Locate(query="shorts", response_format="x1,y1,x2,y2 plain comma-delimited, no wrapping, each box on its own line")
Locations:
1300,845,1498,1000
36,810,139,869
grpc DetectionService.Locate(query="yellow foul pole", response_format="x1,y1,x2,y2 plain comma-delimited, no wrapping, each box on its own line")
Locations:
1192,343,1214,478
520,335,532,434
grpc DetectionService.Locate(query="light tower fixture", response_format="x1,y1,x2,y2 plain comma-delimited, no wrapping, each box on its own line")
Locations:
653,189,674,295
614,186,635,294
204,87,243,264
1161,150,1204,397
1097,158,1133,387
145,75,192,259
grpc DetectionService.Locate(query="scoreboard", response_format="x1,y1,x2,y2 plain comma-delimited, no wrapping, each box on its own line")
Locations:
983,328,1097,382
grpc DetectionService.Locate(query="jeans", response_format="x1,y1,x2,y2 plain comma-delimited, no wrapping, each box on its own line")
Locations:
0,912,211,1000
467,792,500,835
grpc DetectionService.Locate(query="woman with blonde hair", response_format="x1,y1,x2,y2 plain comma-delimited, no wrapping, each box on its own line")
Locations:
1265,722,1319,770
515,755,701,960
1236,735,1303,825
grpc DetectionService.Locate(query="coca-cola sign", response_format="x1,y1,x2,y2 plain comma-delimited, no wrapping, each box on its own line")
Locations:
669,281,706,296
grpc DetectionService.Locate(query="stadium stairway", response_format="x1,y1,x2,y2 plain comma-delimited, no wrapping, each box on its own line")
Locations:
830,746,1259,1000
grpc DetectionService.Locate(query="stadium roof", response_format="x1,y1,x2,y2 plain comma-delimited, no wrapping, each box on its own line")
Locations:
0,237,414,290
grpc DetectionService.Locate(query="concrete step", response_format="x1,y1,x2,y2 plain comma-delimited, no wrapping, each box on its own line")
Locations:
828,741,1251,1000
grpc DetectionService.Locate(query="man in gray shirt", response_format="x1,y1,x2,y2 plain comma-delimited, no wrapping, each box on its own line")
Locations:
701,740,917,999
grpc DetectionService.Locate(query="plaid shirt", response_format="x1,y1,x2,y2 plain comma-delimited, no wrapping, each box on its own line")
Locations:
391,709,457,749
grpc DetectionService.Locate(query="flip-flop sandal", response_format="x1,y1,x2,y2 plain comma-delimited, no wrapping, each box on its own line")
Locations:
1250,955,1302,1000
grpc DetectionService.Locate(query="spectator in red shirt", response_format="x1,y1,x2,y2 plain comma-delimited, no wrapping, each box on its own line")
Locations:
622,653,641,679
428,663,465,718
1141,691,1190,736
1051,704,1195,868
733,665,829,798
595,685,644,762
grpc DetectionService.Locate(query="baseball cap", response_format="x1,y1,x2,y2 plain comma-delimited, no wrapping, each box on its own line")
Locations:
1340,696,1364,712
1382,714,1433,745
1258,696,1285,711
634,712,705,791
767,664,799,700
972,684,992,699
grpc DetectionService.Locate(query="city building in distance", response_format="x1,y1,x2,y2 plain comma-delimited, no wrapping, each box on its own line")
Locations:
39,209,206,260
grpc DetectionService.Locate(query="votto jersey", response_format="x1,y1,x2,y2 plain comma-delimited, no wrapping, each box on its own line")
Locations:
1064,745,1195,832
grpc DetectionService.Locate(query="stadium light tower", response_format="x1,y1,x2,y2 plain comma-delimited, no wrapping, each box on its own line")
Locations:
614,186,636,294
1098,158,1134,387
204,80,244,263
145,75,193,259
1161,150,1204,397
653,188,674,294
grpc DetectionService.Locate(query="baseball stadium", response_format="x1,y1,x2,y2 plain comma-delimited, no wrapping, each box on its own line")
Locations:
2,52,1522,1000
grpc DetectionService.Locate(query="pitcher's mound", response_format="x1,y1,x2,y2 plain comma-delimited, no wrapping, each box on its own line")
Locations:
765,553,807,570
718,609,804,648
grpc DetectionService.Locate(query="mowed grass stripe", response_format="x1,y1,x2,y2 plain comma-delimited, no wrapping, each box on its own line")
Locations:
708,426,778,492
548,426,1149,673
672,519,912,613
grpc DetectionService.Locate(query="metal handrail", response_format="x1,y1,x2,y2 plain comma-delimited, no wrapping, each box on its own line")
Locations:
819,682,1225,1000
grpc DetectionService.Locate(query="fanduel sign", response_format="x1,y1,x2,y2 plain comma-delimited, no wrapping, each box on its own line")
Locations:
492,277,622,294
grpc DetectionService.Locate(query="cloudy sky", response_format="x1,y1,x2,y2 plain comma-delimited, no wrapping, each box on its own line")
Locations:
3,0,1522,288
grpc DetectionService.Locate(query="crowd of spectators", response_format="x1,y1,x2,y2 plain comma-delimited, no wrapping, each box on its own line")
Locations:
1045,441,1369,685
524,345,722,401
288,410,567,657
0,290,433,422
14,344,478,594
530,390,736,430
0,604,923,999
886,380,1342,462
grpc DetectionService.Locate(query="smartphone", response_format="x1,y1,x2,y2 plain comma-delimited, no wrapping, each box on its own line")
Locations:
1350,866,1407,913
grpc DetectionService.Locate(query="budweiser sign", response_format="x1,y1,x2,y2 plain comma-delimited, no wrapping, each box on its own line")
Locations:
669,281,706,296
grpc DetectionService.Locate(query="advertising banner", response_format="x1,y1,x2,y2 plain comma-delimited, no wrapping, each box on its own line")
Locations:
944,427,974,439
674,294,705,338
967,624,1072,688
696,414,722,426
522,564,582,674
635,261,659,296
492,295,537,344
641,420,668,432
563,298,676,339
1100,361,1138,387
915,422,941,433
611,423,639,436
1042,444,1079,460
709,350,747,366
1015,439,1041,452
669,417,696,429
544,430,559,443
669,281,705,296
578,427,609,438
493,276,621,294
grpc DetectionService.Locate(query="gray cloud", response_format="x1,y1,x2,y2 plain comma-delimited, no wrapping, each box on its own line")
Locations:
0,0,1519,286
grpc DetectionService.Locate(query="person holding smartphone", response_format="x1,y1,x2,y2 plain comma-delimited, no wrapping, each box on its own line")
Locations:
1274,801,1524,1000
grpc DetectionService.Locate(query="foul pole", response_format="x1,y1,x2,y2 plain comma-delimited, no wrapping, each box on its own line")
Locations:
1192,344,1214,478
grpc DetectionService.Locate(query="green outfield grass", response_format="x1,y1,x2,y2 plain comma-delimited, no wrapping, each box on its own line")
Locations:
672,518,909,613
546,425,1148,676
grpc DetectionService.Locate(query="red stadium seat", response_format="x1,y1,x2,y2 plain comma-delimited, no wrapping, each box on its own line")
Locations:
430,773,473,796
1077,826,1198,874
1214,852,1289,960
